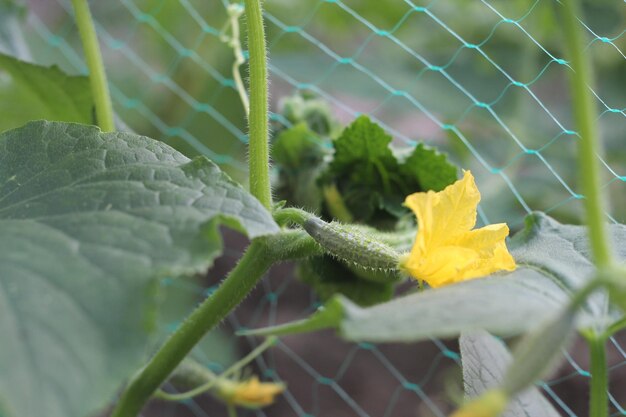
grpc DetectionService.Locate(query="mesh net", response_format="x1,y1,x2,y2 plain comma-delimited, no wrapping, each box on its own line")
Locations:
22,0,626,416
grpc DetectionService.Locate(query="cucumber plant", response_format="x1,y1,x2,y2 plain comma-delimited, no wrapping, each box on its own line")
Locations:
0,1,623,417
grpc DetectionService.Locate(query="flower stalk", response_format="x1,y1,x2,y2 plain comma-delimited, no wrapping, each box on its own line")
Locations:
156,337,278,402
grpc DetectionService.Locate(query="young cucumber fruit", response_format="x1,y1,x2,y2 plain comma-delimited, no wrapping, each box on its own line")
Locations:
303,217,401,272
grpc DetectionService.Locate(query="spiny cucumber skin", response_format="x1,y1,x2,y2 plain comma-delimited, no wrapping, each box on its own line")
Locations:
343,224,416,252
303,217,400,271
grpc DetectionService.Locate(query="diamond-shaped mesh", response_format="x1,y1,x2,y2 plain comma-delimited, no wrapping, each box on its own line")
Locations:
24,0,625,416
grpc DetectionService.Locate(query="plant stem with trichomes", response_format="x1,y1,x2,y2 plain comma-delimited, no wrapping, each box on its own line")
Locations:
110,4,285,411
70,0,115,132
244,0,272,209
561,1,614,415
560,0,612,269
109,240,275,417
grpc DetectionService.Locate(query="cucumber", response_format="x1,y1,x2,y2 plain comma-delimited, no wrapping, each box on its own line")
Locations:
303,217,401,271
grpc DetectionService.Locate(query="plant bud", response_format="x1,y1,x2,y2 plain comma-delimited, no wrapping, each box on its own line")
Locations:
449,390,508,417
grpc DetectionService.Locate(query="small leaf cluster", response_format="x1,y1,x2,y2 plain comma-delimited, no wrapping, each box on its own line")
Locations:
273,94,458,226
271,93,458,305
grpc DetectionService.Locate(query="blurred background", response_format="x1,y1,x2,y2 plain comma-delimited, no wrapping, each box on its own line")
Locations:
6,0,625,416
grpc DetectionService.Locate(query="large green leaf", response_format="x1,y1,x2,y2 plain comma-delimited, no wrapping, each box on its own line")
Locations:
459,331,561,417
0,54,94,132
0,121,278,417
245,213,624,341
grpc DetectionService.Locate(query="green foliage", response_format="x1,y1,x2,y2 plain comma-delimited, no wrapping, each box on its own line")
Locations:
278,93,341,138
244,213,625,340
323,115,458,225
460,331,561,417
399,143,458,192
0,54,94,132
325,115,402,222
298,256,394,307
272,122,329,211
2,1,623,416
0,121,278,417
271,112,458,305
500,304,576,397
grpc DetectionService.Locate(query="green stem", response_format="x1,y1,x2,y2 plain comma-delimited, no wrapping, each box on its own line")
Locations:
560,0,612,268
70,0,115,132
273,207,313,226
110,239,275,417
244,0,271,209
586,334,609,417
603,317,626,339
156,336,277,401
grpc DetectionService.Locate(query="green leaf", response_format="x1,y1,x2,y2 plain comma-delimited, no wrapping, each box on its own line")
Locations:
324,115,401,222
398,143,458,192
0,121,278,417
247,269,567,339
245,213,624,341
278,93,340,138
272,123,328,211
460,331,562,417
298,256,394,307
322,115,458,225
0,54,94,132
501,306,576,396
330,115,397,171
510,213,623,327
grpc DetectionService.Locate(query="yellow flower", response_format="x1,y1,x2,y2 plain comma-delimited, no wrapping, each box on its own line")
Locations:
402,170,516,287
218,376,285,409
449,390,509,417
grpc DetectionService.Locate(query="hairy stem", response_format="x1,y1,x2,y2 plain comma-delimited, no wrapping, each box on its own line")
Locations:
273,207,313,226
244,0,271,209
109,240,275,417
560,0,612,268
70,0,114,132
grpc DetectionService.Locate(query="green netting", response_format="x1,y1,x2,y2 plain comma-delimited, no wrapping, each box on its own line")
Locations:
22,0,626,416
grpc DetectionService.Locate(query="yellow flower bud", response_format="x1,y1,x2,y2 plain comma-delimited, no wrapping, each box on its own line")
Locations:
450,390,509,417
217,376,285,409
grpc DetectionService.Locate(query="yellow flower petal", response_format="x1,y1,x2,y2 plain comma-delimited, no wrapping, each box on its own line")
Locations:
405,170,480,252
404,245,478,287
219,376,285,409
402,170,516,287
